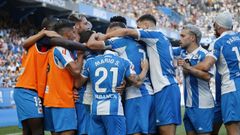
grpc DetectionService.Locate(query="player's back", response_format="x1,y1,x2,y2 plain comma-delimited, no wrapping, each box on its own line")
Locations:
137,29,177,93
106,37,153,99
86,51,133,115
214,32,240,94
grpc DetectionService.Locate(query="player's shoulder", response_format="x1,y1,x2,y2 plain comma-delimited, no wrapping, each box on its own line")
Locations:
53,46,68,53
85,56,95,64
198,47,208,54
215,31,237,45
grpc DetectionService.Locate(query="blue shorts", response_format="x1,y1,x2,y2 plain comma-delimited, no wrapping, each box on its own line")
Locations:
184,107,214,133
13,88,43,127
44,107,77,132
213,105,223,125
124,95,155,134
89,115,126,135
75,102,90,135
154,84,181,126
221,90,240,124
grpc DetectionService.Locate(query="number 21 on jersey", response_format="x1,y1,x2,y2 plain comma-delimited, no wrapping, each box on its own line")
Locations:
95,67,118,93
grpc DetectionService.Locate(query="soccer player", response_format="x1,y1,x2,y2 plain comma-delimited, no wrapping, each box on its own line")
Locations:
75,30,96,135
68,13,94,135
13,17,62,135
191,12,240,135
43,19,83,135
173,24,215,135
75,49,149,135
105,21,155,135
98,14,181,135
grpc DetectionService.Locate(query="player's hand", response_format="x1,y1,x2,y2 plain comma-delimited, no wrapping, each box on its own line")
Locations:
115,81,126,94
44,30,62,38
141,59,149,71
86,33,105,50
94,32,103,40
177,59,185,66
96,33,107,41
73,88,79,102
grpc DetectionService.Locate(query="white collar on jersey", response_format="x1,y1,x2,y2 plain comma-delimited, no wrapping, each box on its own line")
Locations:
104,50,119,56
185,46,202,59
220,30,235,38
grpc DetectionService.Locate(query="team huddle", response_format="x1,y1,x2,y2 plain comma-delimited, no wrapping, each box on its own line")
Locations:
13,11,240,135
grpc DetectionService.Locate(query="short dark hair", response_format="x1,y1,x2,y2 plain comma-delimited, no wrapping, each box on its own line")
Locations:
108,22,126,29
79,30,94,43
54,19,75,34
137,14,156,25
110,16,127,25
41,17,59,30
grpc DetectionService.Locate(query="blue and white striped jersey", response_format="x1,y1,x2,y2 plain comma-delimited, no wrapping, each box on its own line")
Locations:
53,47,74,68
173,46,215,108
208,31,240,95
77,52,97,105
81,51,136,115
105,37,153,99
136,29,177,94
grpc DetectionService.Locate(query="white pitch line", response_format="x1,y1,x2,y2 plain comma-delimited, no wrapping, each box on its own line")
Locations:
6,133,21,135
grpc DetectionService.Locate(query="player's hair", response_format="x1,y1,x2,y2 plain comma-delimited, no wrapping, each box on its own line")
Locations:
79,30,94,43
68,13,87,22
110,16,127,25
108,22,126,29
41,16,59,30
54,19,75,35
137,14,156,25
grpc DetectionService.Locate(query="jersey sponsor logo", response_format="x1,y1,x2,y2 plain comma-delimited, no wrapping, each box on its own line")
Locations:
95,93,118,100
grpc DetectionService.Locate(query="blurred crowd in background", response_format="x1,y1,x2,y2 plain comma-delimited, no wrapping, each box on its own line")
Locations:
1,0,240,87
80,0,240,37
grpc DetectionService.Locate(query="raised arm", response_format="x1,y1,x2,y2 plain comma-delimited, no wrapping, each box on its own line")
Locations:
50,37,88,51
104,28,139,40
22,29,61,50
86,33,112,50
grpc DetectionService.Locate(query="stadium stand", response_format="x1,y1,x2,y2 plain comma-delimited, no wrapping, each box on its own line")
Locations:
79,0,240,37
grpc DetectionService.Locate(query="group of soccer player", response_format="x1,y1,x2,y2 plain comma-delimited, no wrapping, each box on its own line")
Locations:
13,9,240,135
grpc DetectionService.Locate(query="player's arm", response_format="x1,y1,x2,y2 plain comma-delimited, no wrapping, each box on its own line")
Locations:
126,59,149,87
194,56,216,72
54,47,81,78
66,56,83,78
103,28,162,42
22,29,61,50
50,37,89,51
86,33,112,50
180,60,212,81
103,28,139,40
74,59,90,89
195,41,220,71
